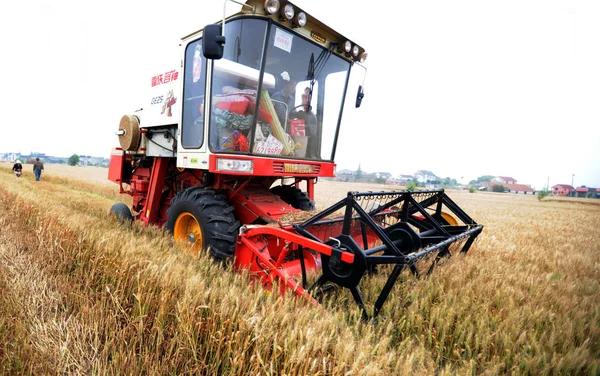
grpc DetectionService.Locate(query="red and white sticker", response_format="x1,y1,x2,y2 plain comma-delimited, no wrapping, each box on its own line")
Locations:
274,28,293,53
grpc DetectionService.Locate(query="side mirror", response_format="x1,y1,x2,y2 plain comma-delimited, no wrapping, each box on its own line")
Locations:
203,24,226,60
355,85,364,108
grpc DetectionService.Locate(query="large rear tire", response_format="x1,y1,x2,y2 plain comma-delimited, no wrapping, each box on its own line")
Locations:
270,185,316,211
165,187,240,261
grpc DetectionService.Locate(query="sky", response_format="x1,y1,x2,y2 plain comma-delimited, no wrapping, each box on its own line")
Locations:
0,0,598,190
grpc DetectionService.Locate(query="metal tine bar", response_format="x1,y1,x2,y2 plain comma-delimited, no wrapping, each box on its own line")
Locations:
299,196,348,228
442,194,477,225
360,222,369,249
460,229,481,254
408,195,450,236
307,275,328,295
408,260,421,278
366,255,406,263
298,246,307,288
351,199,405,256
342,196,355,235
401,193,410,222
352,189,443,198
373,264,407,318
407,226,483,261
350,286,370,321
426,245,450,276
436,200,443,218
366,193,406,216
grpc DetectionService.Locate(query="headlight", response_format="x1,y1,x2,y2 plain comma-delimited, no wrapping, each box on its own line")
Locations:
352,45,360,57
217,158,254,173
343,40,352,53
264,0,280,14
359,51,368,63
295,11,307,26
282,4,294,20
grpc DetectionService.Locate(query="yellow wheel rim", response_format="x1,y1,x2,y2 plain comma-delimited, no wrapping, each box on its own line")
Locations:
440,212,459,226
173,213,203,257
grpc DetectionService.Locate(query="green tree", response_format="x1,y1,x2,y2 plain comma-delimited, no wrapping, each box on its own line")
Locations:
68,154,80,166
406,181,417,190
537,188,550,201
469,186,477,193
476,175,495,183
355,164,362,182
492,184,505,193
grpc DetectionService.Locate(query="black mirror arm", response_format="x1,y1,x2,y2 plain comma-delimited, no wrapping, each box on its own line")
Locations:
356,85,365,108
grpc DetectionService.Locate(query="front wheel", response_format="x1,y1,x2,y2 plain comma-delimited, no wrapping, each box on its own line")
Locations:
270,185,316,211
109,203,133,224
165,187,240,261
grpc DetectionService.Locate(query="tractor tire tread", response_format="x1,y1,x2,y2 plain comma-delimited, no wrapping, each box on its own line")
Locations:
270,185,316,211
166,186,239,261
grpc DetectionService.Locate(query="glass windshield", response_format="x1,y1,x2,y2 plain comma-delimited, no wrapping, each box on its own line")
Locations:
207,19,351,161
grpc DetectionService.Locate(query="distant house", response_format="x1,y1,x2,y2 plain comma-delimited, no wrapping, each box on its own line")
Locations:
336,169,355,182
337,169,355,176
488,181,535,194
397,174,413,182
492,176,517,185
573,186,600,199
414,170,438,183
551,184,574,197
504,184,535,194
374,172,392,180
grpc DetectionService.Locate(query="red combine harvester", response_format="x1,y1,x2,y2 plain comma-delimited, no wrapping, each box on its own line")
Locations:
108,0,483,319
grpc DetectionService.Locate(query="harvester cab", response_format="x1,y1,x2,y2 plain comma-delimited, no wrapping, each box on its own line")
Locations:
108,0,483,320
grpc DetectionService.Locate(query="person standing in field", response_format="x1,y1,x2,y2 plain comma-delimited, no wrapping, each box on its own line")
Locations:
33,158,44,181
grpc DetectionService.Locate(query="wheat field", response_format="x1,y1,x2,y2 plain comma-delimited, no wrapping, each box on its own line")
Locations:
0,162,598,375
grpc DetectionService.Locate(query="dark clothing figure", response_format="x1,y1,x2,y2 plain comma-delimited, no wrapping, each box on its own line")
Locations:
12,162,22,172
12,162,23,177
33,159,44,181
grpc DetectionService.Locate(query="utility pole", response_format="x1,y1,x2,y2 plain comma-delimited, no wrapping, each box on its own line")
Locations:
572,174,575,187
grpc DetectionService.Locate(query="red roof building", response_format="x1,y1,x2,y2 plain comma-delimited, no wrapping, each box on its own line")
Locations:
574,187,600,199
551,184,574,197
504,184,535,194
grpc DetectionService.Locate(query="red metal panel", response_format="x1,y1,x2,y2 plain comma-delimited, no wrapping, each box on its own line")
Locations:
140,157,170,225
229,185,299,223
208,154,335,177
107,148,124,183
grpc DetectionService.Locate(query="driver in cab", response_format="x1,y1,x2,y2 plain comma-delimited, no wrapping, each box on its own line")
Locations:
271,71,297,125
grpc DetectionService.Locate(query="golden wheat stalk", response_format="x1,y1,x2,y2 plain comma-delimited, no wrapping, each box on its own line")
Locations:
260,90,294,156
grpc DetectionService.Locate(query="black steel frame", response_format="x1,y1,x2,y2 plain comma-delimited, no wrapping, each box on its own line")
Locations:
293,189,484,320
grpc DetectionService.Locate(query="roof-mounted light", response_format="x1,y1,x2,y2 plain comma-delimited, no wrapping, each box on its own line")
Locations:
295,11,307,27
264,0,280,14
352,45,360,58
281,4,294,20
359,51,368,63
343,40,352,53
